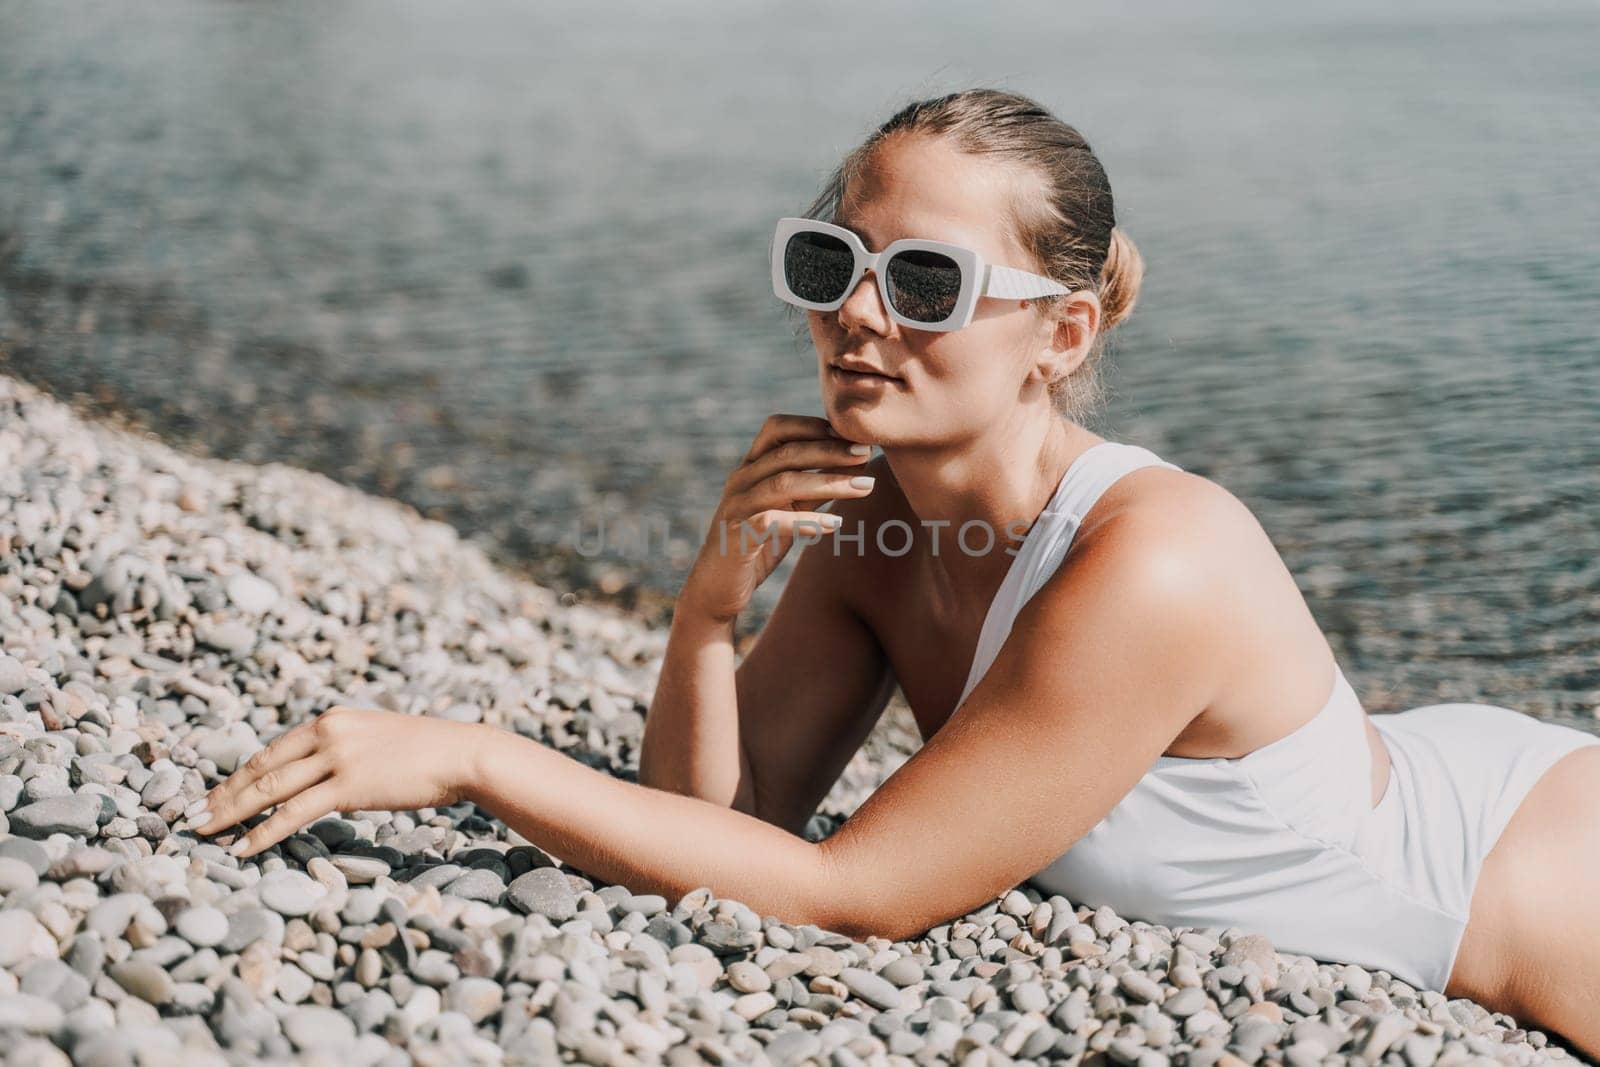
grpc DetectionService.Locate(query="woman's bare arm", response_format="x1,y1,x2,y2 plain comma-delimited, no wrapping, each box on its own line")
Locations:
731,493,897,835
468,730,844,927
639,462,896,832
637,603,754,810
638,415,882,820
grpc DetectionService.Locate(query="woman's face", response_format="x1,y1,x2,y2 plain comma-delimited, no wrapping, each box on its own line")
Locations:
807,134,1086,447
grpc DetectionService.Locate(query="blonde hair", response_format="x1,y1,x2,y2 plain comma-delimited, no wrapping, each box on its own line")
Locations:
788,87,1145,424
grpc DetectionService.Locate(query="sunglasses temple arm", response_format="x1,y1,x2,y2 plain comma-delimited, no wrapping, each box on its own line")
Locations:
984,264,1074,300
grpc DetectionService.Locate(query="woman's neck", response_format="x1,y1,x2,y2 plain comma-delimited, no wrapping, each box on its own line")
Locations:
881,418,1099,617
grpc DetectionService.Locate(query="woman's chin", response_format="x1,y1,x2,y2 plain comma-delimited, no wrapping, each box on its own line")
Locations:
823,388,899,427
823,410,887,443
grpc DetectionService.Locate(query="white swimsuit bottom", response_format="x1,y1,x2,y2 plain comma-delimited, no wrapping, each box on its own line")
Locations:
1351,699,1600,990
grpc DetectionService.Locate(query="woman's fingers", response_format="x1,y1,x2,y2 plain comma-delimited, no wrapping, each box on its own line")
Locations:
742,468,876,515
676,413,860,624
718,509,842,557
741,413,838,464
727,437,869,496
225,779,342,861
191,751,332,840
190,716,324,818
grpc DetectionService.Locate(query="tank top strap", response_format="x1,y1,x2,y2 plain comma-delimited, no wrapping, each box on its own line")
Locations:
955,441,1185,708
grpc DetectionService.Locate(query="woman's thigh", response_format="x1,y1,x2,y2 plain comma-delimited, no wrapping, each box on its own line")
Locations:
1446,743,1600,1058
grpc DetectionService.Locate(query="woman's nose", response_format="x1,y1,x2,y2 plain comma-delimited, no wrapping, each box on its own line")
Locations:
836,268,892,334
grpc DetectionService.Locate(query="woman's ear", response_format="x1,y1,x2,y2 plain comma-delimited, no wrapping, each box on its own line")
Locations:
1055,291,1101,354
1034,291,1100,385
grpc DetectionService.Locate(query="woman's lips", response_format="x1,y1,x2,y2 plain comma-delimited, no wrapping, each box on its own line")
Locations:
829,364,901,387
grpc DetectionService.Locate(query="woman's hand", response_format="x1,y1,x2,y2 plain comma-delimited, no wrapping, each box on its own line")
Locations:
184,707,488,860
678,413,875,624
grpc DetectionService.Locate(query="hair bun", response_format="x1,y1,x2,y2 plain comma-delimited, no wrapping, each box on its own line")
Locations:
1098,226,1145,331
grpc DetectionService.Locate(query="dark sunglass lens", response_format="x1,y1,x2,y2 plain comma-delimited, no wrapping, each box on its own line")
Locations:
784,231,854,303
886,249,962,323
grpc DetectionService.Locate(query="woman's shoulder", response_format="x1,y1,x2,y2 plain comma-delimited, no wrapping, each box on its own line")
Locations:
1075,452,1277,580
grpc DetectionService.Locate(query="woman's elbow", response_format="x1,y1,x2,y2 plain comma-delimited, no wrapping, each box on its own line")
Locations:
825,910,930,944
808,846,932,944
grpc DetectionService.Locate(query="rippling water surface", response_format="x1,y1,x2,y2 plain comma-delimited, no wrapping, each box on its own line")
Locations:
2,0,1597,721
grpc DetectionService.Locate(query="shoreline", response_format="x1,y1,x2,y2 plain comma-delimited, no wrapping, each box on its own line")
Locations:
0,357,690,633
0,358,772,658
0,371,1587,1064
0,331,738,648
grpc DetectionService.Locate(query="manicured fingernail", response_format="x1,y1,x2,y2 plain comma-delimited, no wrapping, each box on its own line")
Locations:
850,476,875,490
229,838,250,857
849,443,871,455
185,799,209,819
190,812,213,829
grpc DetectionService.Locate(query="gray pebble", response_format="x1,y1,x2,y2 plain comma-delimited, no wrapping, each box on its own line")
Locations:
766,1028,822,1063
726,961,770,994
1119,970,1164,1004
412,949,459,986
196,619,257,656
341,888,385,925
0,657,29,696
1402,1033,1444,1067
0,838,49,876
330,855,390,885
175,906,229,948
227,572,280,615
442,867,505,902
283,1004,356,1049
408,863,463,891
505,867,576,921
0,857,40,894
1338,963,1374,1001
258,870,326,917
1361,1013,1413,1059
19,957,91,1011
49,847,120,880
838,967,902,1011
1162,985,1207,1018
139,766,183,808
0,993,63,1034
9,794,103,836
879,957,924,988
1011,980,1050,1013
443,977,503,1023
221,909,286,953
0,911,44,968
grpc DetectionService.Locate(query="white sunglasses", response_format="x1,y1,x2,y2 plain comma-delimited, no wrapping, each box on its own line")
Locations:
770,216,1076,333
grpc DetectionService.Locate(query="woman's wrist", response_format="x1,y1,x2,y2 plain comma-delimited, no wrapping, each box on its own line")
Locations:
457,721,535,809
673,589,741,630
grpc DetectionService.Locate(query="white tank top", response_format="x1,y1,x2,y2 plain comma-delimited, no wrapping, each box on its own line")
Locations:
956,439,1187,710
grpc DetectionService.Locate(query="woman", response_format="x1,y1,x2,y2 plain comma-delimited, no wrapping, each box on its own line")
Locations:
186,88,1600,1053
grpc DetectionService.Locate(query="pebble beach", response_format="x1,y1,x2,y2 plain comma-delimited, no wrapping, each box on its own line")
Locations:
0,371,1589,1067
